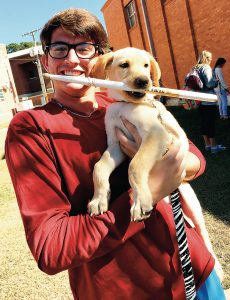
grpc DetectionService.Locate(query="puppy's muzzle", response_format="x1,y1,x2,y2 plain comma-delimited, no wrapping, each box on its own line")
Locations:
134,77,149,89
126,76,150,99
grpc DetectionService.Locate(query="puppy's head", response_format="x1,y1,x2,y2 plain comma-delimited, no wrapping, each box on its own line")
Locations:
91,47,161,103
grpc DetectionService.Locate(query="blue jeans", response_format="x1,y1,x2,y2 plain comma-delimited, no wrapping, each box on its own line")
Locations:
217,89,228,117
196,269,226,300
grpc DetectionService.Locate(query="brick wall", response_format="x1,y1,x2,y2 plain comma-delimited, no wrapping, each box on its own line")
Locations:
102,0,130,49
101,0,230,89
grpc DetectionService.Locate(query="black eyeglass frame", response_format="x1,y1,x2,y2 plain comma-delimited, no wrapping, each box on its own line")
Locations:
45,42,102,59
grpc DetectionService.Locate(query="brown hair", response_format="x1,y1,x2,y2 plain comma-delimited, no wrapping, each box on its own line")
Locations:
40,8,109,53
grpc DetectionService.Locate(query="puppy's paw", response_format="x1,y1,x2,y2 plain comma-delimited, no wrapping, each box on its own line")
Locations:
88,197,109,216
130,201,153,222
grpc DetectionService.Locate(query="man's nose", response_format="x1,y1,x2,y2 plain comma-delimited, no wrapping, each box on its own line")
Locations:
66,48,80,63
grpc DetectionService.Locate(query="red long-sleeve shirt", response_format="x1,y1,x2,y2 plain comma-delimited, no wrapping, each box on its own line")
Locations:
5,92,214,300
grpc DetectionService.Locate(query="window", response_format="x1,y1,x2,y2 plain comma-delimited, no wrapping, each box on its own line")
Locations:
126,1,136,29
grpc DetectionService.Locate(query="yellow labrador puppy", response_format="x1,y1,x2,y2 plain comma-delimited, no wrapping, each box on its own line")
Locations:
87,47,223,280
88,47,188,221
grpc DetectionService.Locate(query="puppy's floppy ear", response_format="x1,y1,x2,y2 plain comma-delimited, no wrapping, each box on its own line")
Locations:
148,54,161,87
91,52,114,79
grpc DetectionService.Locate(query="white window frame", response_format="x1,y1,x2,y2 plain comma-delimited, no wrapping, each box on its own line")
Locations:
126,1,137,29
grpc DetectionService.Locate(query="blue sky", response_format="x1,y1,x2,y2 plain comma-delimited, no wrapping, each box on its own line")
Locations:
0,1,107,45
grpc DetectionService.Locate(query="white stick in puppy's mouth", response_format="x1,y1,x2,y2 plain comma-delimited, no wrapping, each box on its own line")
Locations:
43,73,218,103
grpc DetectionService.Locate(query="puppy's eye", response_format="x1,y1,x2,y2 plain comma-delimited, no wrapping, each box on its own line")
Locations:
120,62,129,68
144,64,149,68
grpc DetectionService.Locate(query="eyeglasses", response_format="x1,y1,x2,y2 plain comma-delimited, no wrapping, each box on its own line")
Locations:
45,42,100,59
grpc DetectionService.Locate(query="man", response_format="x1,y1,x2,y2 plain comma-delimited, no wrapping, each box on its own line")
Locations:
5,8,225,300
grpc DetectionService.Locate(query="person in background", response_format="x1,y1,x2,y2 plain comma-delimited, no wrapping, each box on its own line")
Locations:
194,50,226,154
5,9,226,300
213,57,229,119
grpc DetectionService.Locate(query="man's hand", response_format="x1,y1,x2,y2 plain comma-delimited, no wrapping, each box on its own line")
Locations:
148,139,186,202
115,118,141,157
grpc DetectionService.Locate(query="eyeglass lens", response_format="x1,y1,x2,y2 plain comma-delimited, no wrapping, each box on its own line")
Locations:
48,43,97,59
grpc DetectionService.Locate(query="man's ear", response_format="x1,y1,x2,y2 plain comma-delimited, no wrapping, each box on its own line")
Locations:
41,54,49,72
91,52,114,79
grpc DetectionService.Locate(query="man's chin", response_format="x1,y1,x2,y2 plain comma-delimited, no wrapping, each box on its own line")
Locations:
63,83,93,98
66,82,85,89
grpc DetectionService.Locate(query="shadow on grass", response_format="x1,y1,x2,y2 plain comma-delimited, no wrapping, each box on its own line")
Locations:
168,106,230,224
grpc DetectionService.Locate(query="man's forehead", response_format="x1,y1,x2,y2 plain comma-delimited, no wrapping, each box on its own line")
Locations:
51,27,93,44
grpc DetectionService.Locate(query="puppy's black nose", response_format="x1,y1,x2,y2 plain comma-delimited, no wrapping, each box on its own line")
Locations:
134,77,149,89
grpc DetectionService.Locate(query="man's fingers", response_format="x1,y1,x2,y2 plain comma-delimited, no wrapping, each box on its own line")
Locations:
115,118,142,158
115,127,129,144
115,127,138,158
121,118,142,146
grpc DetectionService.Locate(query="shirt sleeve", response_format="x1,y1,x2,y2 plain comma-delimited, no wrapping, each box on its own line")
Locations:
5,112,144,275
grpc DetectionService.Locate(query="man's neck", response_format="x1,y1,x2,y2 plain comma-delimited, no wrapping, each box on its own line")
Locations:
53,87,99,115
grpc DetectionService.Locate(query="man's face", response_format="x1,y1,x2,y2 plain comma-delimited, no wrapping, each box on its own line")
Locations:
42,27,99,98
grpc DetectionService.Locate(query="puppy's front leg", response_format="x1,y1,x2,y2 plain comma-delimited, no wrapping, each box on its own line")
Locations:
129,128,169,221
88,143,125,216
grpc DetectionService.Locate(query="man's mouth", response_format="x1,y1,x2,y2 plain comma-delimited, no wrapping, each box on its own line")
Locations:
126,91,146,98
61,71,84,76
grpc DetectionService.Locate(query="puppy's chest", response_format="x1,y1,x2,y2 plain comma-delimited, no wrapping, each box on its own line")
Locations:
106,102,161,129
105,101,188,152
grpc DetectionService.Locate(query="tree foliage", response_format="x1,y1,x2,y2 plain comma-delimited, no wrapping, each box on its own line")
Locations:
6,42,40,54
